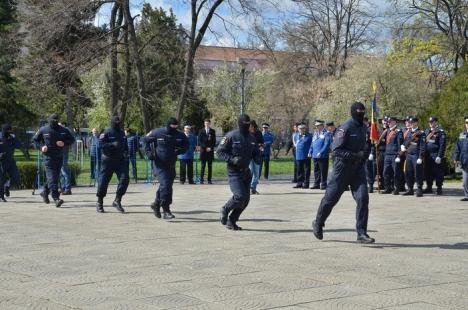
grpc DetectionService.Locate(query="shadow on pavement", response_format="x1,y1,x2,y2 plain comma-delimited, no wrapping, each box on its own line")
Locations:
261,192,322,195
326,240,468,250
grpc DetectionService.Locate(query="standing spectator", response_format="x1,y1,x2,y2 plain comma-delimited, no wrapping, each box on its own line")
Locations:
309,120,331,190
125,128,139,183
249,120,264,194
293,123,312,189
260,123,274,180
326,122,336,137
59,122,73,195
198,119,216,184
285,123,299,183
179,125,197,184
453,116,468,201
88,128,101,184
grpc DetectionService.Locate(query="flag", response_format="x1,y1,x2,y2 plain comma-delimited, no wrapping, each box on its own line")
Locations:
369,94,379,142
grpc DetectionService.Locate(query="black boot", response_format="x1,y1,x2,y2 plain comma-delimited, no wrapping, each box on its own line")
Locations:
368,186,374,193
0,195,6,202
112,197,125,213
40,191,50,204
4,186,10,197
422,187,433,194
226,219,242,230
220,207,228,225
436,187,443,195
293,183,303,189
357,233,375,244
54,199,64,208
416,188,423,197
162,205,175,219
150,200,161,218
392,190,399,195
310,185,320,189
312,220,323,240
402,189,414,196
96,197,104,213
381,188,392,194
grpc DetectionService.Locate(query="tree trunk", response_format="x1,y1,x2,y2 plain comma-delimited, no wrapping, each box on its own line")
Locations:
120,23,131,124
122,0,152,132
65,86,74,129
109,3,122,117
176,48,195,121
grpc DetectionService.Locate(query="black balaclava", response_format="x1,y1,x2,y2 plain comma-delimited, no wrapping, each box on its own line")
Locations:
48,114,59,128
350,102,366,126
2,124,12,138
238,114,251,136
111,116,122,130
166,117,179,134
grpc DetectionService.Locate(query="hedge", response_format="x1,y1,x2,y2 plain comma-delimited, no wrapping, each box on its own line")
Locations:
12,162,81,189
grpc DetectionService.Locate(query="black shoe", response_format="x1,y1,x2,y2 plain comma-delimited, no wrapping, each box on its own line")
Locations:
208,181,213,184
320,186,327,190
61,190,72,195
312,220,323,240
54,199,64,208
251,189,259,195
226,220,242,230
150,202,161,218
436,187,443,195
402,190,414,196
0,196,6,202
163,211,175,219
460,197,468,201
392,190,399,195
180,181,185,185
368,187,374,193
188,181,195,184
357,234,375,244
96,202,104,213
416,189,423,197
112,200,125,213
422,188,433,194
220,207,228,225
381,189,392,194
310,185,320,189
40,192,50,204
293,184,303,189
4,186,10,197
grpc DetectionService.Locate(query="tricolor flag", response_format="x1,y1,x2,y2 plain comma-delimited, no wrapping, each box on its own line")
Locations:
370,82,379,142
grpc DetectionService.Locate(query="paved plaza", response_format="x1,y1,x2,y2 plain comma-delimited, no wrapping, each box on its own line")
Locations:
0,180,467,309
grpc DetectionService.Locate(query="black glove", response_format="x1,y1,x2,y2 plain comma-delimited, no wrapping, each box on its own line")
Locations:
229,156,243,167
0,152,5,160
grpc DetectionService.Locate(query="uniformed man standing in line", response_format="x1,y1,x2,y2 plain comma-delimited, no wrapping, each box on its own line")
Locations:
424,117,446,195
33,114,75,207
198,119,216,184
0,124,23,202
125,128,139,183
453,116,468,201
382,116,403,194
217,114,261,230
96,116,129,213
293,123,312,189
178,125,197,185
260,123,274,180
400,117,426,197
312,102,374,243
399,116,413,192
144,117,188,219
309,120,331,190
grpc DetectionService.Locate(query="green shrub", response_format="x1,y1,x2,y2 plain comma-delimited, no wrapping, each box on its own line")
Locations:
12,161,81,189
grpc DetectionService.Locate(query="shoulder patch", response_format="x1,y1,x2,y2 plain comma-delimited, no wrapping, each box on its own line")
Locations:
99,133,105,139
220,137,227,145
336,129,345,138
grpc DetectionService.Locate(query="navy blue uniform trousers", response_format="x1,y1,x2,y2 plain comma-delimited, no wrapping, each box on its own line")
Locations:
383,154,401,191
97,158,129,198
43,155,63,200
155,164,176,206
0,159,20,197
224,168,252,222
424,154,444,188
315,159,369,234
405,154,423,190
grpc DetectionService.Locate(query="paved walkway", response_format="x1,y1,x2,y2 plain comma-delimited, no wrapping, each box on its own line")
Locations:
0,181,467,309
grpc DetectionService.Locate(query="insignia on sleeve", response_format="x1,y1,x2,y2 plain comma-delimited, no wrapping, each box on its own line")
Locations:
99,133,105,139
220,137,227,145
336,129,345,138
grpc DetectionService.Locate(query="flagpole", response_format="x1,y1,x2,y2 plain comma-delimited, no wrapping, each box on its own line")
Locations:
372,81,381,194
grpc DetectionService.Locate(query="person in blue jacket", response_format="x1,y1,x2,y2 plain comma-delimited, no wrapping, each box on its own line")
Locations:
309,120,331,190
0,124,23,202
87,128,102,183
293,123,312,189
453,116,468,201
259,123,274,180
125,128,139,183
178,125,197,184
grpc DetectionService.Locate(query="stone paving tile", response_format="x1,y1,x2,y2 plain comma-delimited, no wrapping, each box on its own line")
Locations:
0,182,467,309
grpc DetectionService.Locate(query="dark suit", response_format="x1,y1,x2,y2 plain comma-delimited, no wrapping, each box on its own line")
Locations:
198,128,216,183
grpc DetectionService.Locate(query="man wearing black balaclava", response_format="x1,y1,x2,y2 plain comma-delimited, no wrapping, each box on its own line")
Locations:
33,114,75,207
217,114,262,230
0,124,23,202
96,116,129,213
312,102,375,243
143,117,188,219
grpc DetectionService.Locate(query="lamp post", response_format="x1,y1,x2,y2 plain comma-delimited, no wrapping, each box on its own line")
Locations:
237,58,248,115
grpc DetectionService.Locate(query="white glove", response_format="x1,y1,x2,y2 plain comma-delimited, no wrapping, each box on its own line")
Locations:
368,154,374,161
395,157,401,163
435,157,442,164
317,153,321,157
417,158,423,165
400,145,406,152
